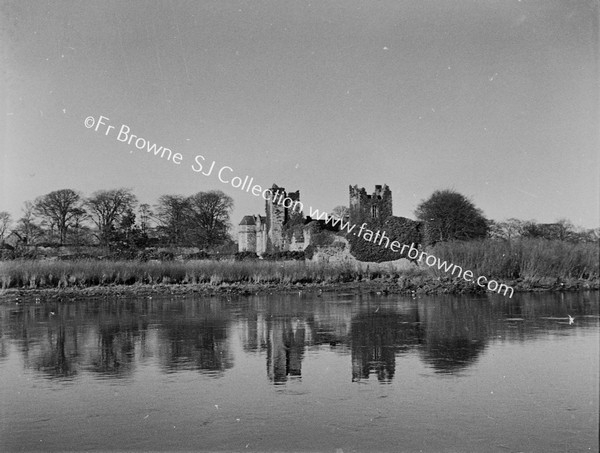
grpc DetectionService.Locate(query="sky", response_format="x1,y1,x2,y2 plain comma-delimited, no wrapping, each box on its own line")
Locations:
1,0,599,231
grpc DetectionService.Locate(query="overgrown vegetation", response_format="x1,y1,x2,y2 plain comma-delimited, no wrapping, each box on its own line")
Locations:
0,259,404,290
427,238,599,280
415,189,489,243
347,217,422,262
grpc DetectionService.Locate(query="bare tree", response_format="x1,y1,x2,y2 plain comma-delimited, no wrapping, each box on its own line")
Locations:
187,190,234,249
69,207,90,245
0,211,12,242
15,201,44,245
489,218,526,241
521,219,579,242
86,188,137,246
33,189,83,245
118,207,136,241
554,218,576,241
331,205,349,220
155,195,191,245
138,203,153,235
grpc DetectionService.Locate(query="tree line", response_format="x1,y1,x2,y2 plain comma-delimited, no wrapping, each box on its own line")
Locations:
0,188,235,250
0,187,597,255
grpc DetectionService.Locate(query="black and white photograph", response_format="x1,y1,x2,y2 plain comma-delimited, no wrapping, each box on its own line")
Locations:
1,1,598,451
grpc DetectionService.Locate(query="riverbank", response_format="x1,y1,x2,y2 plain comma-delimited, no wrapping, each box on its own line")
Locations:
1,255,598,303
1,274,596,303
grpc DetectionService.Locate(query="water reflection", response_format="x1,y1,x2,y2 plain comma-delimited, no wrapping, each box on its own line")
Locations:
266,317,306,383
86,303,147,378
0,292,597,384
156,301,232,374
351,307,423,382
419,298,491,374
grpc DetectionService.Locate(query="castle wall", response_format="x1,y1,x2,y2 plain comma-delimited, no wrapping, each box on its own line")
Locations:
287,234,305,252
256,217,267,255
241,183,411,256
266,186,287,251
349,184,393,224
264,184,303,252
239,184,303,254
238,224,256,252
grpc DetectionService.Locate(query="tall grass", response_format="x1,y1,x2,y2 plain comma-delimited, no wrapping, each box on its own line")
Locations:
0,259,403,289
426,238,599,280
2,238,596,290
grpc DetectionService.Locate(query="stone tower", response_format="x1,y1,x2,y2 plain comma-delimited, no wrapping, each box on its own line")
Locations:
349,184,393,224
238,215,267,254
238,216,257,252
265,184,302,251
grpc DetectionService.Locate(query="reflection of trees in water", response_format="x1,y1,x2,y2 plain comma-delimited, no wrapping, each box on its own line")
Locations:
87,322,137,377
13,305,82,379
1,301,150,379
156,301,233,374
33,323,78,378
2,292,596,382
351,306,423,383
158,320,232,373
0,299,234,378
84,300,149,378
418,298,491,374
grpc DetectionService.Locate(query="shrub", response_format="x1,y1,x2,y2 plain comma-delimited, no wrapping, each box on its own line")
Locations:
234,251,258,261
262,251,305,261
347,217,422,262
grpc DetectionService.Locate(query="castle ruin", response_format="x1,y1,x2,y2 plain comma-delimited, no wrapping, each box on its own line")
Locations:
239,182,423,257
238,184,305,254
349,184,393,224
238,215,267,253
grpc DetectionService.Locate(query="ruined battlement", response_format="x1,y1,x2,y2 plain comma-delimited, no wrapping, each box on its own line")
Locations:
239,183,401,256
349,184,393,224
239,184,303,254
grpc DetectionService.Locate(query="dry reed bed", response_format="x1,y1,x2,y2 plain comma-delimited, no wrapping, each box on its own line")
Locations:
1,239,597,290
0,259,408,289
428,239,598,280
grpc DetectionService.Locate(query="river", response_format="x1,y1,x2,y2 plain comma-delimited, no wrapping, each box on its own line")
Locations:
0,291,598,452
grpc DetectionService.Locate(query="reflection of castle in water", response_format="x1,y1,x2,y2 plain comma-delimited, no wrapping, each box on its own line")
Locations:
351,308,423,382
7,293,590,383
267,318,307,383
238,298,425,383
2,298,485,382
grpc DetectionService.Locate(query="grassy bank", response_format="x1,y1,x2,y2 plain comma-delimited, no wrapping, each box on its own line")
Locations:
1,238,597,297
0,259,402,289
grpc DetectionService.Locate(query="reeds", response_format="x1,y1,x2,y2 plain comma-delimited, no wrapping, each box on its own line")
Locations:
1,238,596,290
426,238,599,280
0,259,404,289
